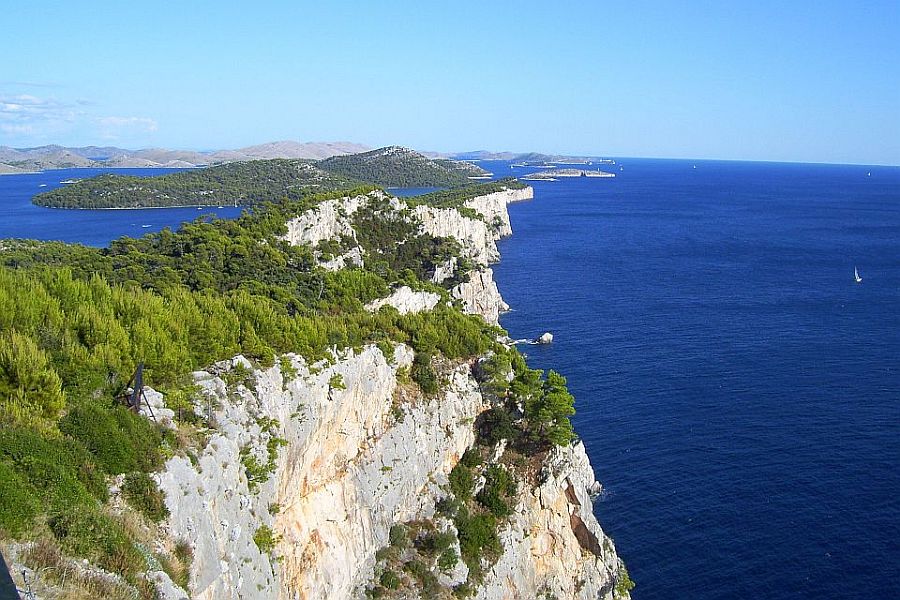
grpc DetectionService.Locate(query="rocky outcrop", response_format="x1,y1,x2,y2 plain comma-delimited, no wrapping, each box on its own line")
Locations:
415,186,532,324
452,268,509,325
155,346,488,599
475,443,621,600
280,194,368,270
365,285,442,314
414,205,500,267
463,187,533,238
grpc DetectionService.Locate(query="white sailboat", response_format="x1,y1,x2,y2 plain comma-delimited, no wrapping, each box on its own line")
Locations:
854,267,862,283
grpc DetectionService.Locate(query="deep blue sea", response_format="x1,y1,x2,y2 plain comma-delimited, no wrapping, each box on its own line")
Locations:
1,160,898,598
0,168,244,246
488,159,900,599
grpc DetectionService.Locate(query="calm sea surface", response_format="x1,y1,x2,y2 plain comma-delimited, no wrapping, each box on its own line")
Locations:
0,168,244,246
488,159,900,599
1,160,898,598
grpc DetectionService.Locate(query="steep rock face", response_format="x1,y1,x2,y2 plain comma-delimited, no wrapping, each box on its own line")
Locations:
463,187,533,239
280,194,369,270
416,186,532,324
414,205,500,267
475,443,622,600
452,268,509,326
157,346,487,600
276,355,483,599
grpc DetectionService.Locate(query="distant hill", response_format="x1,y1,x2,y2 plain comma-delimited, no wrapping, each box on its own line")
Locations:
318,146,488,188
32,146,491,208
0,163,28,174
230,141,370,161
0,140,372,172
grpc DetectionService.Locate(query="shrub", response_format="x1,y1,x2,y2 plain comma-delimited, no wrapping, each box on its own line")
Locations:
0,460,41,536
455,510,501,577
615,565,635,597
389,523,409,549
48,505,145,577
476,465,516,518
448,463,474,501
328,373,346,390
253,524,281,554
379,569,401,590
477,407,518,445
438,548,459,573
59,403,163,474
0,427,107,507
122,472,169,522
0,330,66,428
411,352,439,395
417,529,455,557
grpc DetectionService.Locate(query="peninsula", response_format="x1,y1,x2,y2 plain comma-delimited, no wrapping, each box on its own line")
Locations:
1,151,630,599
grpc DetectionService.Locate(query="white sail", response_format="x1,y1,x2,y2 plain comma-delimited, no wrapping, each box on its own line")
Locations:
854,267,862,283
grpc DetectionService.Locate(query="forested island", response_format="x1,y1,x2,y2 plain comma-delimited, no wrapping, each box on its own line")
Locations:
32,146,489,209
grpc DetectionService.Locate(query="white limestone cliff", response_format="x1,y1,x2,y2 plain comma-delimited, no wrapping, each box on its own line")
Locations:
475,443,622,600
147,183,628,600
452,268,509,326
280,194,369,270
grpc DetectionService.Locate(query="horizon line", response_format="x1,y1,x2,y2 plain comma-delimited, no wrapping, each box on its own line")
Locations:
2,140,897,168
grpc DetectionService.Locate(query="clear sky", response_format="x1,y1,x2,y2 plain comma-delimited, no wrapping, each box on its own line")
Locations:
2,0,898,164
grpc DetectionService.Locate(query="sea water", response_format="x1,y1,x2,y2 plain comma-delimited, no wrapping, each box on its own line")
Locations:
490,158,900,599
0,168,244,246
2,160,898,598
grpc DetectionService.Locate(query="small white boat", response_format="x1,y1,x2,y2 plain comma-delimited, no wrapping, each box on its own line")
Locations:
854,267,863,284
141,224,152,228
38,183,47,187
60,179,78,184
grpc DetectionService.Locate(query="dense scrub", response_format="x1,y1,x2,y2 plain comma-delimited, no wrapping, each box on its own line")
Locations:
317,147,484,188
33,159,359,208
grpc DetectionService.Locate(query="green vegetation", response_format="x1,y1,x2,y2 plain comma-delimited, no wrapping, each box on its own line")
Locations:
328,373,346,390
319,146,485,188
122,472,169,522
615,565,635,597
368,519,459,599
33,159,359,208
32,147,494,209
0,183,506,593
252,524,281,554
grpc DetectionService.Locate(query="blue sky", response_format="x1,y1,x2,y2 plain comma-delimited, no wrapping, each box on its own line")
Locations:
2,1,898,164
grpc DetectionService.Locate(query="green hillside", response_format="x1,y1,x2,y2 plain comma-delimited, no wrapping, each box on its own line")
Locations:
317,146,488,188
32,159,357,209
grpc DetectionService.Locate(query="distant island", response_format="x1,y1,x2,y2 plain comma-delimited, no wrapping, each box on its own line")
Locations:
522,168,616,181
32,147,491,208
449,150,616,164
